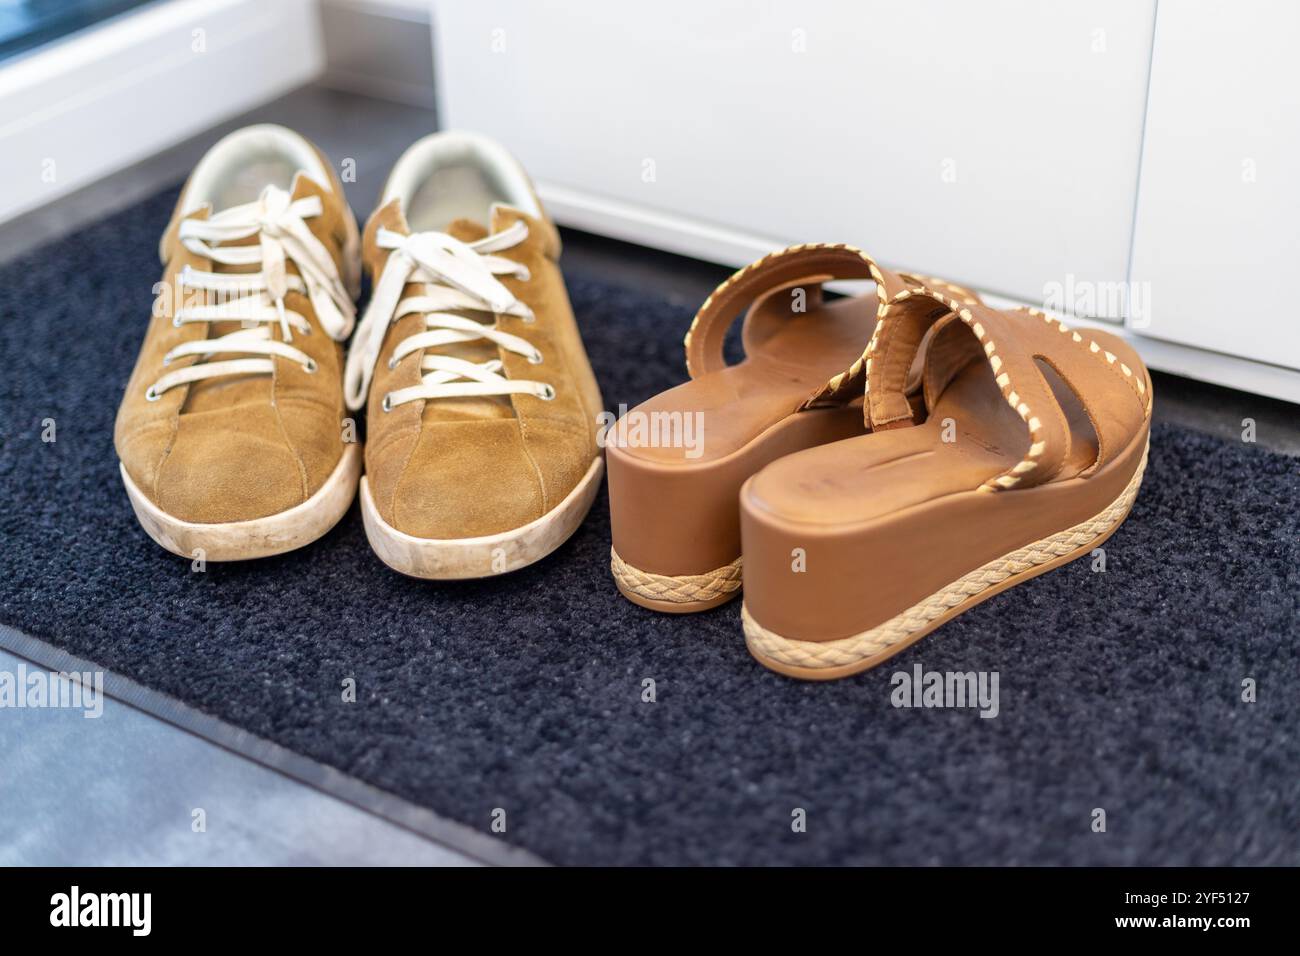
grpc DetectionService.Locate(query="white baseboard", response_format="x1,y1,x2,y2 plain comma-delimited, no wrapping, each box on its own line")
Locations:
541,182,1300,406
0,0,325,226
540,182,790,269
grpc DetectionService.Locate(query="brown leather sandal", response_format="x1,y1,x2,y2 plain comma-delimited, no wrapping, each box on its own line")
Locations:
606,244,980,613
739,288,1152,679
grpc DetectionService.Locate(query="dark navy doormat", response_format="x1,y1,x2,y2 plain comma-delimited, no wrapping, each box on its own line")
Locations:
1,187,1297,865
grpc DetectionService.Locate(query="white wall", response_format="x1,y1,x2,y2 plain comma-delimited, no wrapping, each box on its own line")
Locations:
434,0,1300,401
435,0,1156,316
0,0,323,224
1130,0,1300,370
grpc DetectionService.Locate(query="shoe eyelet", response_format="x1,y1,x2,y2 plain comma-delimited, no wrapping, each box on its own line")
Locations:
145,385,161,402
302,358,318,374
515,266,531,282
521,308,536,324
538,384,556,401
161,354,173,366
387,356,398,370
527,350,543,365
381,393,393,412
171,316,183,328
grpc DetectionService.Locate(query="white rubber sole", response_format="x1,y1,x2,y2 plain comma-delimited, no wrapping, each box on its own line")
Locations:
120,443,362,561
360,456,604,579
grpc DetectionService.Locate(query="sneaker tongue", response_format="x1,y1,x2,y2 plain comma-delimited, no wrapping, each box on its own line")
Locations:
207,172,333,265
444,218,489,243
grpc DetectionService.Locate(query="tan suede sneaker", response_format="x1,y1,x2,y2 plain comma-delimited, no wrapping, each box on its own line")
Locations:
115,125,362,560
344,132,604,578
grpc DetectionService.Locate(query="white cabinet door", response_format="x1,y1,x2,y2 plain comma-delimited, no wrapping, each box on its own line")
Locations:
1130,0,1300,369
434,0,1155,316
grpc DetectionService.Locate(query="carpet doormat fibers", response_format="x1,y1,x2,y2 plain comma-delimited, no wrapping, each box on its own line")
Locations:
1,188,1297,865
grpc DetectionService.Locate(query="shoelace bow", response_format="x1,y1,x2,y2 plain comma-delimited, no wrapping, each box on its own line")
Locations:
146,185,355,400
343,220,552,412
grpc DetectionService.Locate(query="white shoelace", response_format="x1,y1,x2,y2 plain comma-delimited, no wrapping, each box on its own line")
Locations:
145,185,356,401
343,221,553,412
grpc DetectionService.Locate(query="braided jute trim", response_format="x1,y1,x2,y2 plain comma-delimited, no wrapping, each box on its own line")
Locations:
744,441,1149,670
611,548,742,605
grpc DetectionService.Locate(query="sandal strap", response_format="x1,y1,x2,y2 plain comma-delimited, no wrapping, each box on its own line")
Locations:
1007,307,1152,475
801,271,984,409
683,243,912,381
868,288,1071,490
867,288,1150,490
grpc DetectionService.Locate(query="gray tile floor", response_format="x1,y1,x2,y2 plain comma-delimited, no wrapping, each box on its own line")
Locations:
2,81,1296,869
0,645,475,866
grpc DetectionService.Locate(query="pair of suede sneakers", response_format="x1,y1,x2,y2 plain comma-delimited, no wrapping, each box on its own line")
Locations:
116,125,604,581
117,125,1153,682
